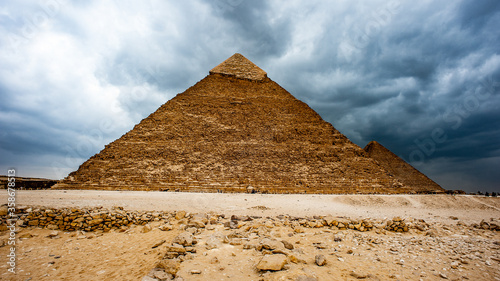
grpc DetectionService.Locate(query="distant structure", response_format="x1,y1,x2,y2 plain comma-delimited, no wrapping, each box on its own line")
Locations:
53,53,444,194
364,141,444,193
0,176,57,190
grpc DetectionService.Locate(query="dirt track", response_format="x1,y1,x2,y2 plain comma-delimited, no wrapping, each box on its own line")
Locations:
4,190,500,223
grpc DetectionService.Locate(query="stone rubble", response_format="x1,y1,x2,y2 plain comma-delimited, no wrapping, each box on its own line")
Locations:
10,206,497,236
1,206,499,280
139,212,498,280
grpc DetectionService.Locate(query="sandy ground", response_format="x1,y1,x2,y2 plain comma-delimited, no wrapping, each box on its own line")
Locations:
3,190,500,223
0,226,180,281
0,191,499,281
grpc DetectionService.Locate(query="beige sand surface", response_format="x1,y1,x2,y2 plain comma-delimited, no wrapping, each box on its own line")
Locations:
4,190,500,223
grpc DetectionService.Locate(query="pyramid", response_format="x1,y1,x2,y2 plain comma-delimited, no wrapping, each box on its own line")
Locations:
54,53,422,194
364,141,445,193
210,53,267,81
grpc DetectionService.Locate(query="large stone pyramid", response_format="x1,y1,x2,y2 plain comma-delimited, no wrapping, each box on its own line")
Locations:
54,53,437,194
364,141,444,193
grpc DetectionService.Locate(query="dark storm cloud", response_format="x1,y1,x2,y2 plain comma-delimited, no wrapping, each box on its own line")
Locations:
297,1,500,193
210,0,292,57
458,0,500,31
0,0,499,192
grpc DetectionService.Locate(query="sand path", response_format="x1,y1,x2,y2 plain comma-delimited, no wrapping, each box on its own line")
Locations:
4,190,499,223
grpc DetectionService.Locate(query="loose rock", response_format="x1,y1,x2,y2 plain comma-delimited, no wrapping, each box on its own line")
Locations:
156,259,181,276
256,254,287,271
315,254,327,266
172,232,194,247
142,224,152,233
152,240,166,248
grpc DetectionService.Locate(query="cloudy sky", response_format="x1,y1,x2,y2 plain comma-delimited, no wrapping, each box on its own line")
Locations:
1,0,499,192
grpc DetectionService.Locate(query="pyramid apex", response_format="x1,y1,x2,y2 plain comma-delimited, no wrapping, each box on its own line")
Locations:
364,141,389,154
210,53,267,81
366,140,381,148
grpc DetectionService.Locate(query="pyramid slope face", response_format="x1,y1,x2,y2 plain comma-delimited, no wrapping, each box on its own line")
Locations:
54,54,416,194
210,53,267,81
364,141,445,193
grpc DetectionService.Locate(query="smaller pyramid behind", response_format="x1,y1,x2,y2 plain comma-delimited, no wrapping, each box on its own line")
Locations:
364,141,445,193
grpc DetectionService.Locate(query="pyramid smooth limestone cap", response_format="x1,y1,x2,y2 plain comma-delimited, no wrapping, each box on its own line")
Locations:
210,53,267,81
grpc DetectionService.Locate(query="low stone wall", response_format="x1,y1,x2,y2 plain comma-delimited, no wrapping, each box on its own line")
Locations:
0,206,169,232
1,205,498,233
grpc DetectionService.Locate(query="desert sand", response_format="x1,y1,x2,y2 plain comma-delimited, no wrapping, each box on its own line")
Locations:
5,190,500,222
1,191,499,281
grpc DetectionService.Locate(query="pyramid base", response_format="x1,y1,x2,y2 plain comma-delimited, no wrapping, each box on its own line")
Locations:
50,182,441,194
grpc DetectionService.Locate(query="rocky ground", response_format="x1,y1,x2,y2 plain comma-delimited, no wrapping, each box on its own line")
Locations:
141,213,500,281
0,192,499,280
